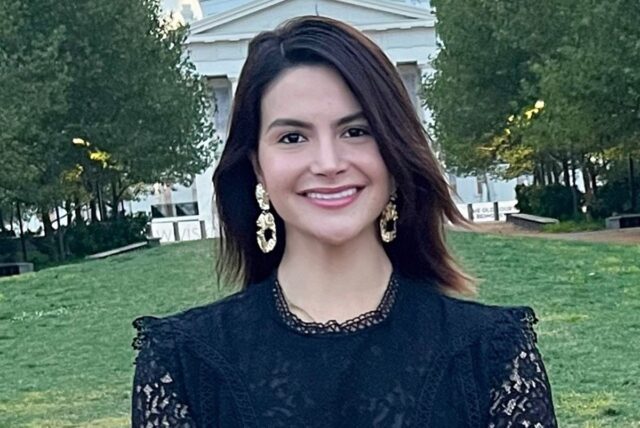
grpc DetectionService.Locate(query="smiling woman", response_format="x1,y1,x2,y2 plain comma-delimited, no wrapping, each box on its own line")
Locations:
131,16,557,427
255,65,393,254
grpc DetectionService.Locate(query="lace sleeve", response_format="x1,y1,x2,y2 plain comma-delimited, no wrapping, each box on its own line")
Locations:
487,308,557,428
132,316,195,428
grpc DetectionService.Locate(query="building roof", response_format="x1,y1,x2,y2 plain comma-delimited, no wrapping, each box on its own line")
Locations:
200,0,430,17
189,0,434,41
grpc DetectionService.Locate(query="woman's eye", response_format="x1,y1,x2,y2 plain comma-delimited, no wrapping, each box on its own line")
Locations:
278,133,305,144
344,128,369,138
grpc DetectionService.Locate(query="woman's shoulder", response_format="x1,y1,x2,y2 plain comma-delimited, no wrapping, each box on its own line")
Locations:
132,277,272,351
399,275,538,347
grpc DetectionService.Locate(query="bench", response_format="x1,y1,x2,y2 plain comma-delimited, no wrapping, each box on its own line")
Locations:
606,214,640,229
85,237,160,260
0,262,34,277
505,213,559,231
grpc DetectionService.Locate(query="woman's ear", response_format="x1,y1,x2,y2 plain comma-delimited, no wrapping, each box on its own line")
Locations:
250,152,264,184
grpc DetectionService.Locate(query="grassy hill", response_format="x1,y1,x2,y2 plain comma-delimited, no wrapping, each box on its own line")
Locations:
1,233,639,427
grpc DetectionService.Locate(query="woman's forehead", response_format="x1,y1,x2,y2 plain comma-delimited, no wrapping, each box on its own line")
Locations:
260,65,363,125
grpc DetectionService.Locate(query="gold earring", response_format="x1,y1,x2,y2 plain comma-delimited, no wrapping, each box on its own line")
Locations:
256,183,276,253
379,193,398,243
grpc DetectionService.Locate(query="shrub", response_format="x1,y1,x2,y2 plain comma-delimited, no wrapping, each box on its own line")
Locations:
515,184,583,220
65,213,150,257
589,178,640,219
541,219,604,233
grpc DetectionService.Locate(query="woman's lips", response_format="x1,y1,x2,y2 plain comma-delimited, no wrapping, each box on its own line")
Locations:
302,187,362,209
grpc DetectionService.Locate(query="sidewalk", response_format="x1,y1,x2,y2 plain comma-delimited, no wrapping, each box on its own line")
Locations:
449,222,640,245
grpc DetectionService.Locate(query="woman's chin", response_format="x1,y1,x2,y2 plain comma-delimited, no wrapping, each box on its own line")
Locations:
306,227,376,248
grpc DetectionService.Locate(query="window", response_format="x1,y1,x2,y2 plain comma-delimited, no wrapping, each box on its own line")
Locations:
397,63,420,108
209,78,232,136
151,202,199,219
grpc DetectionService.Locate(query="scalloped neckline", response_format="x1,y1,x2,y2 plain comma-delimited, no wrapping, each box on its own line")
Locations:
271,274,400,336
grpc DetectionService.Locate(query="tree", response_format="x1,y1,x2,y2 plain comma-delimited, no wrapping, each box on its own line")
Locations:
0,0,216,260
424,0,640,215
56,0,216,218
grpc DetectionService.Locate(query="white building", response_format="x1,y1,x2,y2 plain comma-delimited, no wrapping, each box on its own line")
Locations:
134,0,523,241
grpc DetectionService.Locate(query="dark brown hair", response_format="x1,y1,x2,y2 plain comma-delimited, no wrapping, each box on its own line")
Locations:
213,16,474,294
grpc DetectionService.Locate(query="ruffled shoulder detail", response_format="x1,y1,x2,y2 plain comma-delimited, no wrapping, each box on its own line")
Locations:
131,315,175,351
486,307,557,427
488,306,539,365
131,315,195,427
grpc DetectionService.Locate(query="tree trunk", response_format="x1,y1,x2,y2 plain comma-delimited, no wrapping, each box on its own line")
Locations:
581,164,593,219
40,206,57,261
55,205,66,261
630,155,637,212
570,159,579,218
533,164,540,185
589,166,598,195
111,178,120,219
96,181,106,221
0,206,6,232
545,161,554,186
551,161,561,184
16,201,27,262
74,198,83,225
89,199,98,223
582,165,592,194
65,200,73,225
8,204,15,233
562,159,571,187
539,162,546,185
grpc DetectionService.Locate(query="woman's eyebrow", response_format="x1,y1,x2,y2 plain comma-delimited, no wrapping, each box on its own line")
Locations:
265,111,367,132
334,111,366,127
266,118,313,131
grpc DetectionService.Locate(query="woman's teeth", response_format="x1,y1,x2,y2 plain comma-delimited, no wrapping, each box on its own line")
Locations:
306,188,357,200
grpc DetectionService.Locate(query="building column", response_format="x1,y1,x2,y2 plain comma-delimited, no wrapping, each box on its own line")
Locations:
229,76,239,96
418,62,434,125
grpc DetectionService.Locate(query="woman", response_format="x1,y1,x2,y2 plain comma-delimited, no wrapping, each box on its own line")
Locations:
132,16,557,427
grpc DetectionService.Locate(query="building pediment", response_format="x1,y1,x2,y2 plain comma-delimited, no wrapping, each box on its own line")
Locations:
188,0,434,42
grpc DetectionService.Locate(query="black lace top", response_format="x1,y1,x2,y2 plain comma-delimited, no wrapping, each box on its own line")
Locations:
131,274,557,427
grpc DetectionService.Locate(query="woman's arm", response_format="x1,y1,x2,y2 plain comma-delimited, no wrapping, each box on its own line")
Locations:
487,309,557,428
132,316,195,428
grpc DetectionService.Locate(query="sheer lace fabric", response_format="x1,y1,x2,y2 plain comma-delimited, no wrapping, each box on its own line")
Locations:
131,275,556,427
272,275,399,335
132,317,194,428
488,311,556,428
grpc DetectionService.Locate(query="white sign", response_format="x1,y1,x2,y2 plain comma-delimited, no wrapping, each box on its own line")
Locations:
472,202,496,223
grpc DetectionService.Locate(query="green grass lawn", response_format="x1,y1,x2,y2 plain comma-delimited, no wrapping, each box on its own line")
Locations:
0,233,638,427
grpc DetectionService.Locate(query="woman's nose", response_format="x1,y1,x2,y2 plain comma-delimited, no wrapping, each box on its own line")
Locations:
309,136,347,177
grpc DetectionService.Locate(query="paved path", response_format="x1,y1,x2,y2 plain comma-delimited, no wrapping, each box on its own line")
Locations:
449,222,640,245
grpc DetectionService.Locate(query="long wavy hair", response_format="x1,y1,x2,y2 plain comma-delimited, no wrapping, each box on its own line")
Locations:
213,16,474,295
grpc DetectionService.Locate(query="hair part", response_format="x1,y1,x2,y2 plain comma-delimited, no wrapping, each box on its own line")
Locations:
213,16,475,295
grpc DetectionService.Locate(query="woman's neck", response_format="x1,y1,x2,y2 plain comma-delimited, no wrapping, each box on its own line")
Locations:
277,230,393,323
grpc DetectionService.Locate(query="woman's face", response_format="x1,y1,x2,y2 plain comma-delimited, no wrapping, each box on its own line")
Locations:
255,65,393,247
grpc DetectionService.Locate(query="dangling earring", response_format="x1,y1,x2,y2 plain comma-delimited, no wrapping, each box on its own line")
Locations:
379,192,398,243
255,183,277,253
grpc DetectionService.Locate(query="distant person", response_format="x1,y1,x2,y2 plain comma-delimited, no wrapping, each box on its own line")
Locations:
131,16,556,427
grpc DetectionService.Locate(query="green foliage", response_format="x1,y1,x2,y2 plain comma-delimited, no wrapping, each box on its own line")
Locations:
590,179,640,218
65,213,150,256
0,0,72,206
515,184,583,220
541,220,604,233
425,0,640,213
0,0,215,231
